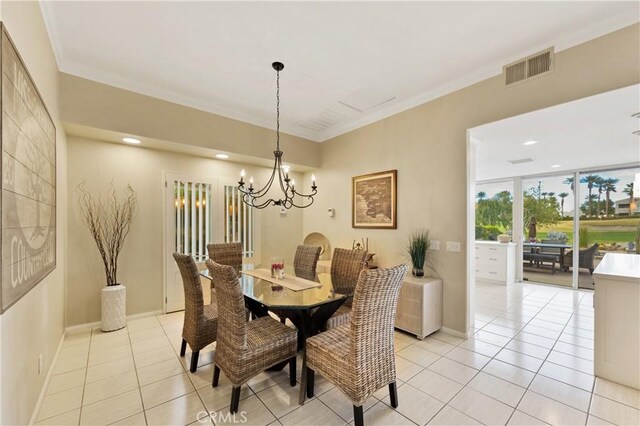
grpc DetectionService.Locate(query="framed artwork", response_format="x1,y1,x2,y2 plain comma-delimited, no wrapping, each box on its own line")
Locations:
1,24,57,313
352,170,397,229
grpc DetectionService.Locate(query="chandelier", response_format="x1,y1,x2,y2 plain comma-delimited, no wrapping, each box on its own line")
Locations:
238,62,318,209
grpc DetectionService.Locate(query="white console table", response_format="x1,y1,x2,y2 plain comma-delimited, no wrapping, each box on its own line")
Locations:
475,241,516,285
593,253,640,390
395,276,442,339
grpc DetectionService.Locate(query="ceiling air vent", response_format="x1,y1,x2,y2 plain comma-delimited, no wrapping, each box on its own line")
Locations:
504,48,554,86
296,109,351,132
508,158,533,165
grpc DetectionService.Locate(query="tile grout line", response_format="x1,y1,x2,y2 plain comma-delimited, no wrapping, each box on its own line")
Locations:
127,322,152,426
77,330,94,426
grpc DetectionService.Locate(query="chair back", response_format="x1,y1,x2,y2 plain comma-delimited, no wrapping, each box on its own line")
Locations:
207,242,243,271
205,260,246,353
540,239,563,255
173,253,205,330
350,265,408,397
330,248,368,297
294,245,321,280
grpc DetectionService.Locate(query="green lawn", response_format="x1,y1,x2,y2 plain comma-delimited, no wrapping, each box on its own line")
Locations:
539,218,639,245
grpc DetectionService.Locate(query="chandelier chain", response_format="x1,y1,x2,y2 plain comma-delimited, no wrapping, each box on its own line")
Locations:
276,68,280,152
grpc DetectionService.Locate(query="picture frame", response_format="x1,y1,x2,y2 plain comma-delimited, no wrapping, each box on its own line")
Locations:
1,24,57,313
352,169,397,229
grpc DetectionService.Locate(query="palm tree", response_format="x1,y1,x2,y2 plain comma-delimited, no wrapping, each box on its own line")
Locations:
564,176,575,191
583,174,601,217
602,178,619,217
595,177,605,217
623,182,636,214
476,191,487,202
558,192,569,218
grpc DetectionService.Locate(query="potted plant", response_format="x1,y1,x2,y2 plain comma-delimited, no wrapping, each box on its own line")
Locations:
77,183,137,332
406,229,431,277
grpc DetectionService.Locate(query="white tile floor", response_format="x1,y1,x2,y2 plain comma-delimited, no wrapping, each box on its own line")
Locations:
36,281,640,426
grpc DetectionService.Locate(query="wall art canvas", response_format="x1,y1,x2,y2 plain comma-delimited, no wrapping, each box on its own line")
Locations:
352,169,397,229
1,24,56,313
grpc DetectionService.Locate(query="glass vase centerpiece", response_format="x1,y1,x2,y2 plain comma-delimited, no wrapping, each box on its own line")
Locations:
271,257,285,279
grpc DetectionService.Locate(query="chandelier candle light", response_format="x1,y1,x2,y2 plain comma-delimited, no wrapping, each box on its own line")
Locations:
238,62,318,209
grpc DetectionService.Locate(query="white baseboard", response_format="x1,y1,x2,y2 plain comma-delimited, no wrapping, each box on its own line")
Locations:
64,310,164,334
29,333,65,426
440,326,469,339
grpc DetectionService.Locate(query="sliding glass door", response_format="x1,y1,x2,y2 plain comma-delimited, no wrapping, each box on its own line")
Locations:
521,175,575,287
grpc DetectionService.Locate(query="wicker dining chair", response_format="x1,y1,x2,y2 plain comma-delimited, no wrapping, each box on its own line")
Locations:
294,245,322,280
304,264,408,426
206,260,298,414
206,242,242,303
324,248,368,329
172,253,218,373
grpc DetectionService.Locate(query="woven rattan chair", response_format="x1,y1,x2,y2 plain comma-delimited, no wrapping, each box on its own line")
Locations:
294,245,322,280
563,243,599,274
324,248,368,329
304,264,408,426
206,242,242,303
172,253,218,373
206,259,298,414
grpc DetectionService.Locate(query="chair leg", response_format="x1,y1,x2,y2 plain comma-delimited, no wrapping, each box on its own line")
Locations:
180,338,187,357
306,367,315,398
389,381,398,408
230,386,241,414
289,357,296,386
212,365,220,387
353,405,364,426
190,351,199,373
280,316,286,324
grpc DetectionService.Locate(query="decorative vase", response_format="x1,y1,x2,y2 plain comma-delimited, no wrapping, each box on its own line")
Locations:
412,267,424,277
101,284,126,332
271,257,285,279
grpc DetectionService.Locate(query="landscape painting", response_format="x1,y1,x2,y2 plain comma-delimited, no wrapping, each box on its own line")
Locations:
1,25,57,313
352,170,397,229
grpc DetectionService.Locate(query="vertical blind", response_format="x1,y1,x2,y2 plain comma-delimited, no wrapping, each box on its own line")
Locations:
174,181,211,262
174,181,253,260
224,185,254,257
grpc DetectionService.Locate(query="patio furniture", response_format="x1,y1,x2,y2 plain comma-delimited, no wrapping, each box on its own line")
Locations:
206,260,298,414
172,253,218,373
303,264,408,426
563,243,599,274
523,241,572,274
324,248,368,329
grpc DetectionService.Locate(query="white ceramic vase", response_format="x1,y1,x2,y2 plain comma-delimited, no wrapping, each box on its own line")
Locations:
101,284,126,332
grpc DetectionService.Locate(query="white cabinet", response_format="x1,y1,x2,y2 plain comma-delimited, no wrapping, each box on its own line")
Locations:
395,276,442,339
593,253,640,390
475,241,516,285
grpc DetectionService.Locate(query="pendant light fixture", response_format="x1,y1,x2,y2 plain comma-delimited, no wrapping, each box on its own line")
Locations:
238,62,318,209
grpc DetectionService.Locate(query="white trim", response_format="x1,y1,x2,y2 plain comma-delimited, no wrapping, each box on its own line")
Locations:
64,310,163,334
28,333,65,426
465,129,476,335
439,326,469,340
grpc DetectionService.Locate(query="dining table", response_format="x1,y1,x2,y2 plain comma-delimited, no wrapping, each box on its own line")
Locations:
199,264,349,352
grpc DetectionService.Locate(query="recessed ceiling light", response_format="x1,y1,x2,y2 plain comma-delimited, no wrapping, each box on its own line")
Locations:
551,164,561,168
122,137,141,144
633,130,640,136
523,140,539,146
215,154,229,159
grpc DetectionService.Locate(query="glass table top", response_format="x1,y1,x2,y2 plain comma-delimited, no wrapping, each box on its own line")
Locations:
200,265,348,310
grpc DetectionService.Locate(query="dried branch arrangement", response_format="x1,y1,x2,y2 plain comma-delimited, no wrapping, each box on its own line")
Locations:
76,182,137,286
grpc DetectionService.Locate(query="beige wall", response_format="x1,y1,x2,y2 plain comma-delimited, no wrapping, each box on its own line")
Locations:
66,137,304,326
303,24,640,335
0,2,68,425
59,73,321,168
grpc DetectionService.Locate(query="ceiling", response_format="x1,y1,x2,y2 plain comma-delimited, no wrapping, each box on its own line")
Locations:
472,84,640,181
41,2,638,142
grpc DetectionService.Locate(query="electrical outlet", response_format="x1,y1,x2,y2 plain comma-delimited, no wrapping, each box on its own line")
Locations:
430,240,440,250
38,354,43,375
446,241,461,252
